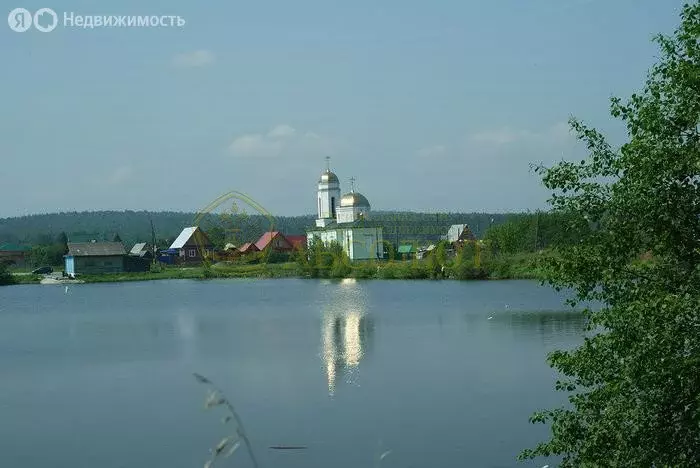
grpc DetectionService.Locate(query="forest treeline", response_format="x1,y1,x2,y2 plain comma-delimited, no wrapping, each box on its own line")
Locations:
0,210,580,268
1,210,521,247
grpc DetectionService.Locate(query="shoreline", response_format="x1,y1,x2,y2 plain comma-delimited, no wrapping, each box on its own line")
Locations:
9,254,546,286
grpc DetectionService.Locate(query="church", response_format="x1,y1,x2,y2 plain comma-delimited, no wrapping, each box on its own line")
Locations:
306,161,384,260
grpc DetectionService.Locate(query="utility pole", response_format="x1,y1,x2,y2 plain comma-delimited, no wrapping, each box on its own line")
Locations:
150,215,157,263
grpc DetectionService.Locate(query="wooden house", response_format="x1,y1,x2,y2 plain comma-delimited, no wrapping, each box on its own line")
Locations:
237,242,260,255
0,243,31,268
167,227,213,264
64,242,126,276
254,231,305,252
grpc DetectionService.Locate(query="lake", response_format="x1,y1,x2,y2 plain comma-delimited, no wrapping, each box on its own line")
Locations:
0,279,584,468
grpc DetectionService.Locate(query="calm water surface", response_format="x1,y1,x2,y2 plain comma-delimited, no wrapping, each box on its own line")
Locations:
0,279,585,468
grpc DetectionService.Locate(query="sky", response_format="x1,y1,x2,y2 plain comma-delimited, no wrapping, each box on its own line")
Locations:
0,0,689,218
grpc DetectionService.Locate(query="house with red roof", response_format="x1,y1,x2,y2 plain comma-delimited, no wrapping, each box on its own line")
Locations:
237,242,260,255
254,231,305,253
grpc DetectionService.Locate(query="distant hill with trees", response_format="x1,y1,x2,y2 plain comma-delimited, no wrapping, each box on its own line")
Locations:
0,210,522,249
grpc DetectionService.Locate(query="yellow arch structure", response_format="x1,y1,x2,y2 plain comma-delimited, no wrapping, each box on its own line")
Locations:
192,191,276,266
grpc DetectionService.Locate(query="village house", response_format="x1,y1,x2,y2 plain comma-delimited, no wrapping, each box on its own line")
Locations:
237,242,260,255
0,243,31,268
254,231,306,253
165,227,213,265
447,224,476,244
64,242,126,276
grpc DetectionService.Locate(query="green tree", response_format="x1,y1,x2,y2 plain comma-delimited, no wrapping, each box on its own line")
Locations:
113,233,122,243
306,238,337,278
28,245,49,267
521,5,700,467
484,217,529,254
57,231,68,246
292,242,311,275
57,231,68,253
382,240,395,261
0,261,15,285
434,240,448,266
330,249,352,278
206,226,227,250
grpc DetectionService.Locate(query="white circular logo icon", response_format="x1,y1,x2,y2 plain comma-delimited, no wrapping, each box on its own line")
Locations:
7,7,32,32
33,8,57,32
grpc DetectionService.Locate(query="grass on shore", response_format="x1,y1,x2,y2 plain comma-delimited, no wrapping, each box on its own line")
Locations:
6,251,550,285
12,274,43,284
78,262,301,283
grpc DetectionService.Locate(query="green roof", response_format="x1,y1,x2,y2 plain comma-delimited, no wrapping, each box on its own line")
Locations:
397,244,414,254
0,243,31,252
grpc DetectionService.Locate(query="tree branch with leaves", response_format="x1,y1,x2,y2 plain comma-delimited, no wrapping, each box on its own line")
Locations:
520,3,700,467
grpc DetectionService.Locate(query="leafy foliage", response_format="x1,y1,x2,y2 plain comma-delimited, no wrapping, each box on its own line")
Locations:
484,211,582,255
0,261,15,285
296,239,351,278
27,244,65,267
449,242,489,280
521,5,700,466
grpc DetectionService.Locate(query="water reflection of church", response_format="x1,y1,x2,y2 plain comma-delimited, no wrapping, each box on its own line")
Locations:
320,281,374,395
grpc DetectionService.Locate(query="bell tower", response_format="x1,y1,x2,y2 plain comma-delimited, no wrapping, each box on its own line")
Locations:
316,157,341,228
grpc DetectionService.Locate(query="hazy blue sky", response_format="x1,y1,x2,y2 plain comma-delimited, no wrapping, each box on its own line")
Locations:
0,0,688,218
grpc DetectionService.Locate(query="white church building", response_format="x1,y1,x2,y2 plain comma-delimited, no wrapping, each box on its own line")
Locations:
306,162,384,260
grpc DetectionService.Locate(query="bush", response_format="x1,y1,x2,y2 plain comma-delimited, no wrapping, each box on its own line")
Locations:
448,262,488,280
0,262,15,286
201,264,218,279
330,257,352,278
351,261,377,279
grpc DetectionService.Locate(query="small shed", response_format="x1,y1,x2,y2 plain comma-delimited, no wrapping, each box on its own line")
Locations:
129,242,154,259
125,243,152,272
397,244,415,260
65,242,126,276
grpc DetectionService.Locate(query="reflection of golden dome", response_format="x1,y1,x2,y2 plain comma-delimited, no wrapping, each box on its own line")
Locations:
343,312,363,367
319,170,339,184
340,192,370,208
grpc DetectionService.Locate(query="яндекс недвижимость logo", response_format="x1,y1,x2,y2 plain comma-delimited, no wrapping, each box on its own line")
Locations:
7,8,186,32
8,7,57,32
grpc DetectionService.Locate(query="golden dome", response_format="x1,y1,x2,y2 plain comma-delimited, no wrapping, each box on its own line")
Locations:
319,170,339,184
340,192,370,208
